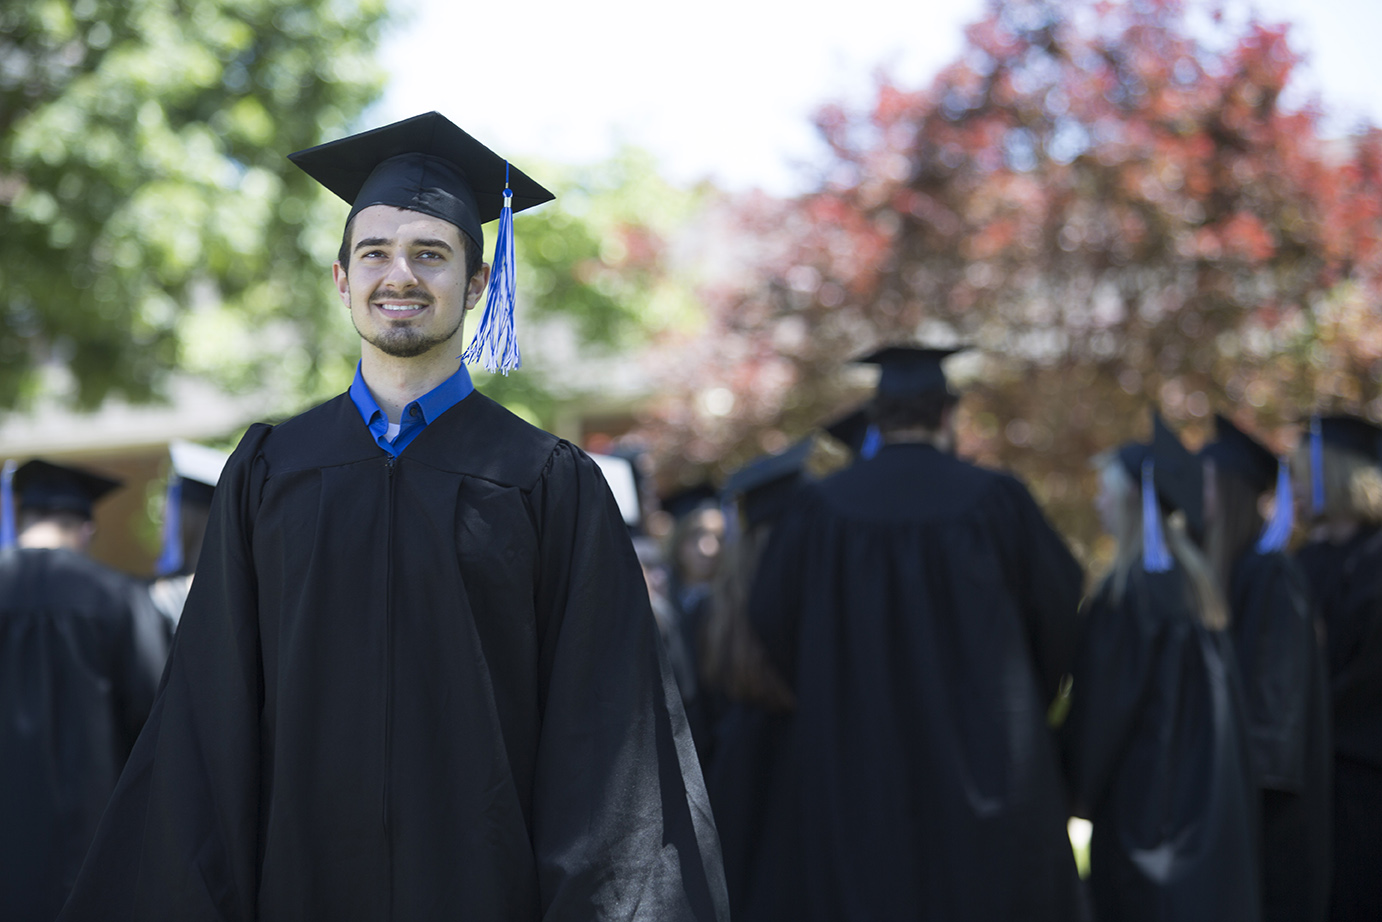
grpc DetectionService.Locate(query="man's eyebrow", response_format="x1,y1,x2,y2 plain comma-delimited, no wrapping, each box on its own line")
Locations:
411,238,455,252
353,236,456,253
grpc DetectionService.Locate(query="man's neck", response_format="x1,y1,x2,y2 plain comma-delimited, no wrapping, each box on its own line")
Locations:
359,348,462,424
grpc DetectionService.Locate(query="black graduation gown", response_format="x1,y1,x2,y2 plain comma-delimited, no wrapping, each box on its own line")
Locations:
1227,550,1332,922
58,390,728,922
1296,528,1382,922
720,443,1086,921
0,547,168,922
1063,566,1261,922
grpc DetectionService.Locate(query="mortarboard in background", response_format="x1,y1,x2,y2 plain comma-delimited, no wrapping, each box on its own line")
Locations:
1311,414,1382,462
661,483,718,521
589,452,642,530
854,344,970,401
722,439,815,529
10,459,121,520
1201,414,1277,495
1116,413,1204,537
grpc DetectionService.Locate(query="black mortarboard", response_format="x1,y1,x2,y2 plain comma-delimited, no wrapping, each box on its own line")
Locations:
723,439,814,528
855,344,969,400
1116,414,1204,536
288,111,553,253
1200,414,1277,495
823,406,871,455
661,482,718,521
1314,414,1382,461
12,459,121,519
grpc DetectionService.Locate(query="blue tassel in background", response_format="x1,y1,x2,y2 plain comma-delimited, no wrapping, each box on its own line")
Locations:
1255,458,1295,554
154,475,185,576
1141,459,1172,573
0,460,15,551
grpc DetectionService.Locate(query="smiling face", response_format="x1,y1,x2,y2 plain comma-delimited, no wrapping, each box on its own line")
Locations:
333,205,489,361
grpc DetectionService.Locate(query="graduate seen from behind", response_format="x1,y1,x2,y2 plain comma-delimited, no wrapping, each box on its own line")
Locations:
1290,414,1382,922
59,112,728,922
0,460,168,922
1062,415,1260,922
1200,414,1331,922
728,345,1088,921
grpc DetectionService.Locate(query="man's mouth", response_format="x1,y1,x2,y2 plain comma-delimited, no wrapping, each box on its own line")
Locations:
377,302,427,313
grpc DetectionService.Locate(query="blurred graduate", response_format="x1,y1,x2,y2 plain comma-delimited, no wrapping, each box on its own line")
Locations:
1291,414,1382,922
723,345,1087,921
1200,414,1331,922
0,460,167,921
1063,416,1260,922
147,440,230,636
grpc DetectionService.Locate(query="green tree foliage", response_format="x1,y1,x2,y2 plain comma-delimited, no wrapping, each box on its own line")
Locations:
474,146,708,425
0,0,386,412
633,0,1382,559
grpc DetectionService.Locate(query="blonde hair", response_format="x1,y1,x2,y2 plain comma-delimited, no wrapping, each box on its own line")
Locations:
700,519,796,712
1096,456,1229,631
1292,441,1382,527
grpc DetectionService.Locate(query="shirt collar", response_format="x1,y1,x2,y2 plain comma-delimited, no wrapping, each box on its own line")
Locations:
349,362,475,430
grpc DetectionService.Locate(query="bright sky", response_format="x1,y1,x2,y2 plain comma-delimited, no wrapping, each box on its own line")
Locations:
375,0,1382,197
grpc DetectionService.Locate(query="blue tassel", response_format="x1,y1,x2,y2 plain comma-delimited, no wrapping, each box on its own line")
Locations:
462,165,520,375
1255,458,1295,554
154,475,184,576
1142,458,1172,573
1310,415,1325,516
0,460,15,551
861,425,883,460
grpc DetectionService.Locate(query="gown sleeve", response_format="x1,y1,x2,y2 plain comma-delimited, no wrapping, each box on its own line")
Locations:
987,475,1085,705
110,577,173,763
528,443,730,922
60,424,273,922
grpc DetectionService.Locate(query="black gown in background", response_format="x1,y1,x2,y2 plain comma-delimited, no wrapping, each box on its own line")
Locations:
1228,550,1332,922
1296,527,1382,922
725,443,1085,921
1063,565,1261,922
58,390,728,922
0,547,168,922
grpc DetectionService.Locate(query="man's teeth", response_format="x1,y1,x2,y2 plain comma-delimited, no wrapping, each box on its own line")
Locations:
379,303,423,312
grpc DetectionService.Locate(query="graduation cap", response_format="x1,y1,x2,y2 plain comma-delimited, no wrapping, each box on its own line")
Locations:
723,439,814,529
1200,415,1294,552
2,458,121,532
855,344,969,401
588,452,642,529
154,441,231,577
1201,414,1277,494
661,482,719,521
1304,414,1382,516
289,111,555,375
1115,415,1202,572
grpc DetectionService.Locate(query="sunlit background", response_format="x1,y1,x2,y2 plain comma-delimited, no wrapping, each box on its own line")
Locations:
2,0,1381,576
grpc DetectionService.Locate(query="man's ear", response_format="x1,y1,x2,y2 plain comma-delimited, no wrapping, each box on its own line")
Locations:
466,263,492,311
333,261,350,306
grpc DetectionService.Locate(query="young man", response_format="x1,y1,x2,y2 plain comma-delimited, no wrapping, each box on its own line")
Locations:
717,345,1087,921
1,460,168,922
60,113,727,922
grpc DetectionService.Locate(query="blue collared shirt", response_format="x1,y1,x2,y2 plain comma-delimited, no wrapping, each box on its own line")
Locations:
348,362,475,457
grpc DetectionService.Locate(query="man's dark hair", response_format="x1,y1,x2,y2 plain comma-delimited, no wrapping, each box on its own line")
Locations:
337,213,483,281
868,392,956,434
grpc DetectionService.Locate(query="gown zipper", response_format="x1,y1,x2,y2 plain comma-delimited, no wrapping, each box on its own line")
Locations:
382,453,396,912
